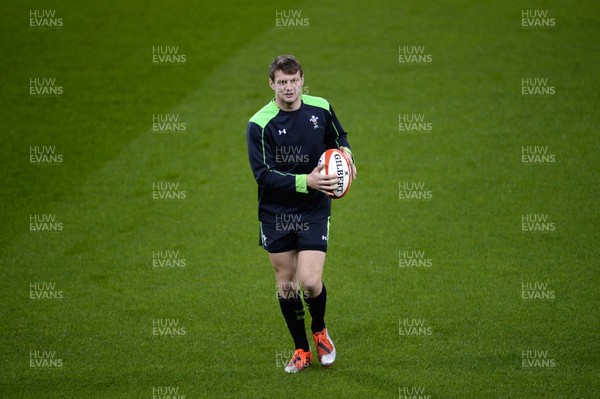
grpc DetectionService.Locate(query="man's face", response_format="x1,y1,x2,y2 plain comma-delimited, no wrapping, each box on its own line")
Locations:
270,70,304,108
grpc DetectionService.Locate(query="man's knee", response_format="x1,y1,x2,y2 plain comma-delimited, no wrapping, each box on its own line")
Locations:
276,279,302,297
300,277,323,297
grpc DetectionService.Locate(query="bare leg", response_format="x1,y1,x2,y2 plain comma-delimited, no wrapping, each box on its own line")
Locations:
295,250,326,298
269,250,299,298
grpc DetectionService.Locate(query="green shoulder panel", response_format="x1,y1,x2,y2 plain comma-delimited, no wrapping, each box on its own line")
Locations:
301,94,330,111
249,100,280,128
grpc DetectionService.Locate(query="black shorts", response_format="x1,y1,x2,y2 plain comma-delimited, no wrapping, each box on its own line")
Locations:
259,216,330,253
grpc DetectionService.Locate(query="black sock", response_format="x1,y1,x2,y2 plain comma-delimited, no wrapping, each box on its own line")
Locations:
305,283,327,333
278,291,310,351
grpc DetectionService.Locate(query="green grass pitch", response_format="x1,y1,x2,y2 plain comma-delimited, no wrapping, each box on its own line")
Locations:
1,0,598,397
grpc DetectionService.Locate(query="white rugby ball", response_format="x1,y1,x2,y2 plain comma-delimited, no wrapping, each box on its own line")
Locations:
317,148,352,199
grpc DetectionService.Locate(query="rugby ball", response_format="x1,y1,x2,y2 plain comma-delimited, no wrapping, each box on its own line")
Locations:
317,148,352,199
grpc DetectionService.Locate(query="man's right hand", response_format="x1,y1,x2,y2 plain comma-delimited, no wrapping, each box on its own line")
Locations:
306,164,339,195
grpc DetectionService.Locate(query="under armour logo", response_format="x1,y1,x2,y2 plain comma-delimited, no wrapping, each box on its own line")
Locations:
322,235,328,241
278,129,287,135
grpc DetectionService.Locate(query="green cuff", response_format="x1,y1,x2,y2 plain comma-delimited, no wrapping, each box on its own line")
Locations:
295,174,308,193
341,146,354,162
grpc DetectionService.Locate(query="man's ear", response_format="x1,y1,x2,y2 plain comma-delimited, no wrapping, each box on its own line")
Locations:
269,79,275,90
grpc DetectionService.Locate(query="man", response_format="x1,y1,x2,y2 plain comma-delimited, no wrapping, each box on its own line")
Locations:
247,55,356,373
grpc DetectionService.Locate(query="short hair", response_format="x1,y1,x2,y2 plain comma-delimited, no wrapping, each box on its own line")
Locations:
269,55,303,81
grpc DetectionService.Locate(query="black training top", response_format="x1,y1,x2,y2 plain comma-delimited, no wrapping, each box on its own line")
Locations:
247,94,351,222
